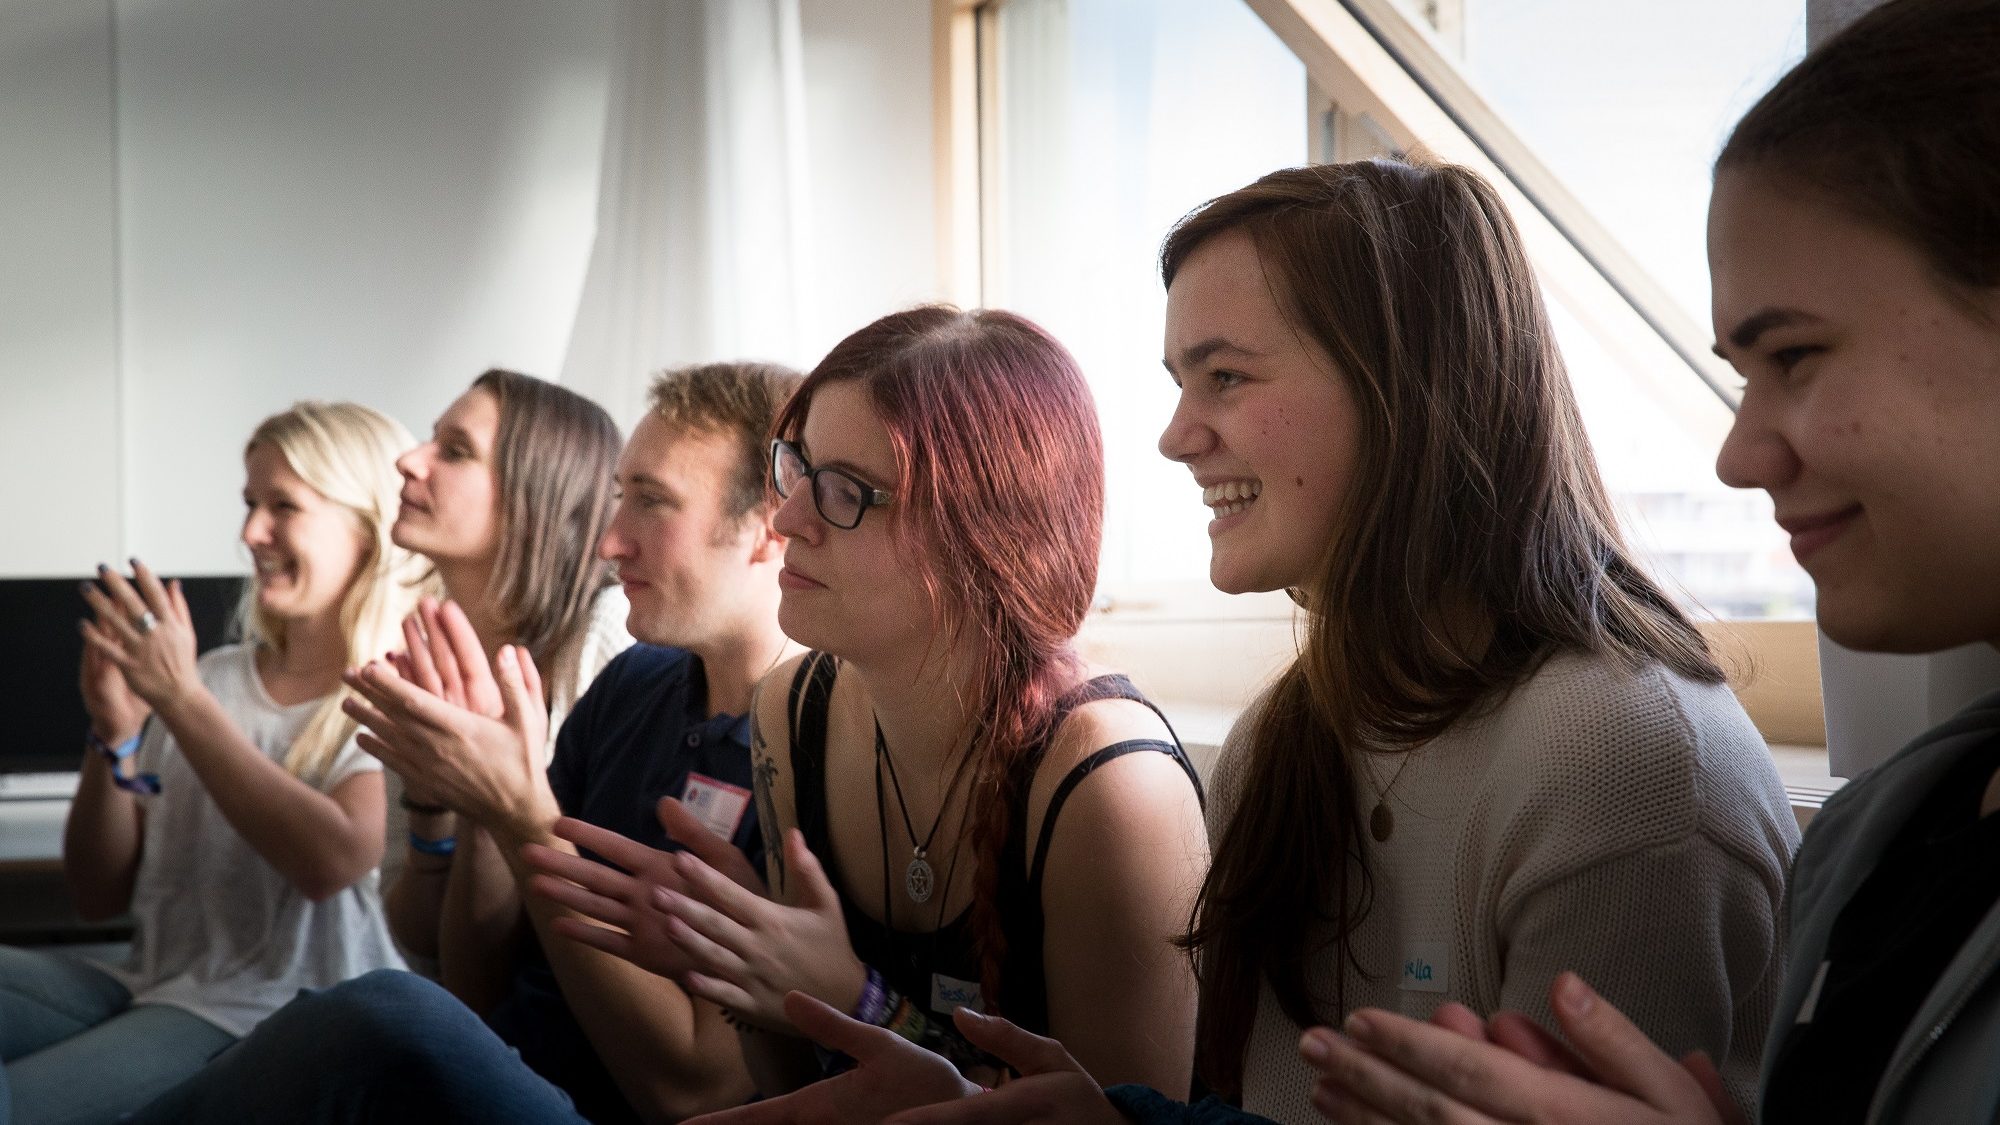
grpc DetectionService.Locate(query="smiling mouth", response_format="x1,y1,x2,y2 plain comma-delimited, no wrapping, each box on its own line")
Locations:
1201,480,1262,518
1779,503,1863,563
253,557,296,585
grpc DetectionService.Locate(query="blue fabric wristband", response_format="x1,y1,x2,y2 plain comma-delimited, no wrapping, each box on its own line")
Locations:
87,731,142,760
407,831,457,857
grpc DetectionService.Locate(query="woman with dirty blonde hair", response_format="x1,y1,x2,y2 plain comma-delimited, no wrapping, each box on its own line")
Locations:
0,400,430,1125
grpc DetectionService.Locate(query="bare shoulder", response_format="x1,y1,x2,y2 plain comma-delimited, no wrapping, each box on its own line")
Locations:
752,652,823,753
1025,671,1203,866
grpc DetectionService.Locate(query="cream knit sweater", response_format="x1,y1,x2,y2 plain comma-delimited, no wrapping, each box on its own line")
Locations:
1210,651,1800,1123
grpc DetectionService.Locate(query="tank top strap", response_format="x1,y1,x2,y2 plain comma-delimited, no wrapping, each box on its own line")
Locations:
1023,674,1205,894
786,651,841,855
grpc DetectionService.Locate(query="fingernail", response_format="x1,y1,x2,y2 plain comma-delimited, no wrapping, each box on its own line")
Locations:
1557,973,1596,1017
1344,1011,1373,1039
1300,1032,1329,1063
96,563,108,574
128,557,138,568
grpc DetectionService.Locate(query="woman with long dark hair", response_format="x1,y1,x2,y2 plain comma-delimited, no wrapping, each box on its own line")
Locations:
1304,2,2000,1122
380,367,632,1007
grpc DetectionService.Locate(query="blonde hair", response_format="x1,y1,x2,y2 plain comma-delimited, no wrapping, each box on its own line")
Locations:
241,402,438,784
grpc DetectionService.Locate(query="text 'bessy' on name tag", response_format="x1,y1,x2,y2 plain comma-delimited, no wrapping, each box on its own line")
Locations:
1399,943,1450,994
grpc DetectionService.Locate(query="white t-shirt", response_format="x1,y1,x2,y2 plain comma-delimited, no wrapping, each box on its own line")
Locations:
108,643,405,1036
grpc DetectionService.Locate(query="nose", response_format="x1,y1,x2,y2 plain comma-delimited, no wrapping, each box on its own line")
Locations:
598,508,635,562
395,444,427,482
1714,387,1800,493
242,507,273,549
771,482,824,543
1157,389,1213,464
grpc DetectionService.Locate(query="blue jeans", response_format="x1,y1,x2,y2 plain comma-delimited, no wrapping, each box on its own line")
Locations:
0,945,236,1125
129,969,591,1125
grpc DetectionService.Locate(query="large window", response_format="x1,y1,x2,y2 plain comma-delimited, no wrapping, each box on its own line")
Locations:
980,0,1307,612
972,0,1813,622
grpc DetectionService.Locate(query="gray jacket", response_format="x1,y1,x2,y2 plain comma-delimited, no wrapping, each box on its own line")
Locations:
1761,689,2000,1124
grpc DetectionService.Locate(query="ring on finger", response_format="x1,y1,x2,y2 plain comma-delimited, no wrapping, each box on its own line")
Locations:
132,610,159,635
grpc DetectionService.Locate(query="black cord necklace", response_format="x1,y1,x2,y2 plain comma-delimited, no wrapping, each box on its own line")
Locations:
875,720,957,904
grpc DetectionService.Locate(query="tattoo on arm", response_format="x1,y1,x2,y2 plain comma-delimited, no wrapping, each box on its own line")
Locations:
753,750,785,895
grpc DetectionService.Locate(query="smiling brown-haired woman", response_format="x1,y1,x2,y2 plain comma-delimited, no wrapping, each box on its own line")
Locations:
1306,2,2000,1122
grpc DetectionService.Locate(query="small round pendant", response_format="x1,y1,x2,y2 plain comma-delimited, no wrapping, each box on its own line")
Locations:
905,856,935,903
1369,800,1394,843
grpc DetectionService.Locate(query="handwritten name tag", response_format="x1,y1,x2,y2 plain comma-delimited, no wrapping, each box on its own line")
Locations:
1399,942,1450,994
680,773,751,841
931,973,985,1015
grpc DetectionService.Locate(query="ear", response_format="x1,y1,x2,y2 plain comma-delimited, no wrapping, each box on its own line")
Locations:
746,507,786,565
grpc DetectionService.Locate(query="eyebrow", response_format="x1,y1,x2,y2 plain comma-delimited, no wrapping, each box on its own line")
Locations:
796,442,890,485
1163,337,1264,373
1714,307,1822,357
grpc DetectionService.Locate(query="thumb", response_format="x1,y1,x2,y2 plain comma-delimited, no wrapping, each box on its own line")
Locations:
784,828,838,910
1549,974,1705,1111
782,989,900,1061
951,1007,1082,1077
1679,1050,1749,1125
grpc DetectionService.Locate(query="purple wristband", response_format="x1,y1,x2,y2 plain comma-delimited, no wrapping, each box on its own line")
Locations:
851,965,890,1025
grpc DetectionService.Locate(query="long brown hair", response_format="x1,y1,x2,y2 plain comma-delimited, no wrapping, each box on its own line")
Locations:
774,306,1103,1011
1717,0,2000,294
1163,161,1724,1094
471,369,621,710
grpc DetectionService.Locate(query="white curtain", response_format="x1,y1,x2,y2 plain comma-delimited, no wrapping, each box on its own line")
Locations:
559,0,813,426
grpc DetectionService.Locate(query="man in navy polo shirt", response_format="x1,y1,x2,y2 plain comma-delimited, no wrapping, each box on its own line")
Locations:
131,362,803,1125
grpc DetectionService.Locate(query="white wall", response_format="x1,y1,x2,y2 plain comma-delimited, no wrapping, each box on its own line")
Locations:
0,0,121,576
0,0,943,579
114,0,615,573
796,0,939,361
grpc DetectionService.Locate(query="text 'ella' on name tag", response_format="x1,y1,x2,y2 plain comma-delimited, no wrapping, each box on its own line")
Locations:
1400,943,1450,993
680,773,751,841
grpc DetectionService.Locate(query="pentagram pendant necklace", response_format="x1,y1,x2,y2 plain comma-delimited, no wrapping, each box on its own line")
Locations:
875,721,952,904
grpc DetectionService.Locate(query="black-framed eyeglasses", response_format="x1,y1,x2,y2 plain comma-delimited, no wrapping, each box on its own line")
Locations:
770,439,892,530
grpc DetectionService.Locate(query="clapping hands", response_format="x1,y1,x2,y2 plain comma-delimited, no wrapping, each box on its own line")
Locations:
79,560,202,721
522,797,864,1032
341,598,554,842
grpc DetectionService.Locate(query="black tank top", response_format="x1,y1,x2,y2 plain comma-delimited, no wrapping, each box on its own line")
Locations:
785,652,1203,1040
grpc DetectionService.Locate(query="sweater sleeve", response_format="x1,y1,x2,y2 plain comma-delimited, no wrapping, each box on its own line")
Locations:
1494,833,1786,1113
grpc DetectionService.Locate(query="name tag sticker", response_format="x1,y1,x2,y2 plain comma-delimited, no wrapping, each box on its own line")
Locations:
931,973,985,1015
1399,942,1450,994
1797,960,1832,1024
680,773,751,841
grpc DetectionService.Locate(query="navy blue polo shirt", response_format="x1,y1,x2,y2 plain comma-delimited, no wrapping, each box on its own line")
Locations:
483,644,762,1125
